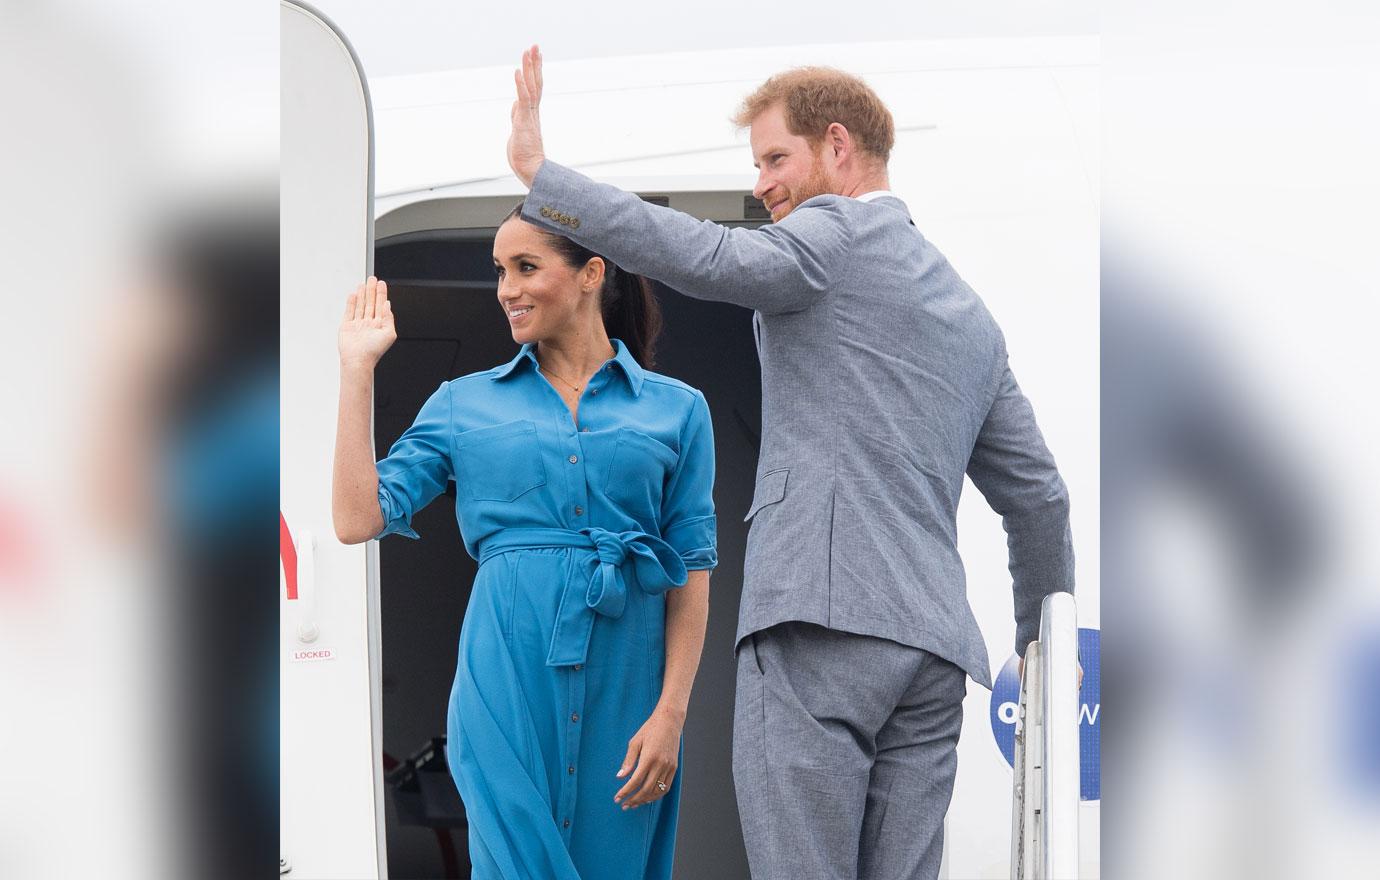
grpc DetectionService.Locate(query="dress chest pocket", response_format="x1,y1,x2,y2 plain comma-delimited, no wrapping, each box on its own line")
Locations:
603,428,679,517
454,420,547,502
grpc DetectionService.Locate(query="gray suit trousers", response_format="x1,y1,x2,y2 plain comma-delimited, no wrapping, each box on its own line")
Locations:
733,622,967,880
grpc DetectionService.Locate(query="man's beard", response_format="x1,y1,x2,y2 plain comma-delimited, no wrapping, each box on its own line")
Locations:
777,155,833,221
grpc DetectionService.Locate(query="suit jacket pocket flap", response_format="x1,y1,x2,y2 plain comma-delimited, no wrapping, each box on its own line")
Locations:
744,468,789,521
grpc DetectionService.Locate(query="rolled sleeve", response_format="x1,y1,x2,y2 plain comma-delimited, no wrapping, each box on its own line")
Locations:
375,382,454,540
660,391,718,570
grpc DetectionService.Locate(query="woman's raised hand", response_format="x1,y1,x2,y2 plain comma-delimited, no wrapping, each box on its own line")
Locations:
507,44,546,188
338,276,397,370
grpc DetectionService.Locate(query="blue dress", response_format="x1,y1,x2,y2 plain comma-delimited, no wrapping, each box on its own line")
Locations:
375,339,718,879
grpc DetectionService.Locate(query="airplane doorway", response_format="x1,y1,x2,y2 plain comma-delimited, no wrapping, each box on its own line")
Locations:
372,222,762,879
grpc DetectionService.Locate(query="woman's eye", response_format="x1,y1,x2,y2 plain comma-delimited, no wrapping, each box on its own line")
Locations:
520,262,536,272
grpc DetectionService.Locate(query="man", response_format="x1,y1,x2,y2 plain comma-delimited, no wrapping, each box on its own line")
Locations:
506,46,1074,880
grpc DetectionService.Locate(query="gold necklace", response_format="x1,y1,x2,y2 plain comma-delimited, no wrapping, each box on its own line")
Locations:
539,347,615,395
540,364,585,394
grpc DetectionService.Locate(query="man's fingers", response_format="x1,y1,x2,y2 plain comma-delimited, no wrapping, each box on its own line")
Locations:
519,49,533,105
365,276,377,319
524,45,541,105
513,68,527,106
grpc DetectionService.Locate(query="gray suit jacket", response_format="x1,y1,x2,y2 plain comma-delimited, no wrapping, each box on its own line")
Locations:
524,162,1073,687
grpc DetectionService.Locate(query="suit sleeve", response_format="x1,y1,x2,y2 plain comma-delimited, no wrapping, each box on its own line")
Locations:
375,382,454,540
965,359,1075,656
659,390,718,571
523,161,850,315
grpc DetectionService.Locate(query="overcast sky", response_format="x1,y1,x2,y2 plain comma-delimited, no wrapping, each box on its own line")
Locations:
308,0,1097,79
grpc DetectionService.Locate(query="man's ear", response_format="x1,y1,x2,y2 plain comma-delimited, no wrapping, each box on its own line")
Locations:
827,122,852,165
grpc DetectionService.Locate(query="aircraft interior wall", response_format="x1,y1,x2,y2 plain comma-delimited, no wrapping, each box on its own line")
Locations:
372,228,763,879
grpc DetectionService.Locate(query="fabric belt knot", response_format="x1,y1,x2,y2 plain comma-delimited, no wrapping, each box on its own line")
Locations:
476,526,688,667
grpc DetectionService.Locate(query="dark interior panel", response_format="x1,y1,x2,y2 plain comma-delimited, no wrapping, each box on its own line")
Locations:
373,229,760,879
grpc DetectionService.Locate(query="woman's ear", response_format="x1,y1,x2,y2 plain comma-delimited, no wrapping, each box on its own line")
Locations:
581,256,606,294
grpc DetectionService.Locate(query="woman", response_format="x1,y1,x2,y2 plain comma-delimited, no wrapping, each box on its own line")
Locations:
331,205,717,879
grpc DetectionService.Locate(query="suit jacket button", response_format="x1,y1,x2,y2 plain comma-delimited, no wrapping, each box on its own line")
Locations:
571,218,580,229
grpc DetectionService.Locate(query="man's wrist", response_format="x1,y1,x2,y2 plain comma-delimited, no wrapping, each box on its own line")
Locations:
520,156,546,189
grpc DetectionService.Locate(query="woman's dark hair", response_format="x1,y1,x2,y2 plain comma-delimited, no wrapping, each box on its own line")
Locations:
502,202,663,367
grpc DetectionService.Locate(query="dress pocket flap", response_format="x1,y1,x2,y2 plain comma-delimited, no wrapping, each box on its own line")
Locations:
743,468,790,521
455,419,537,449
613,428,679,470
454,420,547,502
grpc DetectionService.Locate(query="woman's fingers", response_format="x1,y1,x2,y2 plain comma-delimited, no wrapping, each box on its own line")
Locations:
379,287,393,327
352,282,366,320
624,759,676,808
617,738,639,780
614,738,642,802
365,276,378,319
615,757,651,806
344,289,358,321
614,745,677,808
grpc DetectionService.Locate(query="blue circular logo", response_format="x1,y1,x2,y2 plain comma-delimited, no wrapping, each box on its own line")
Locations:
990,627,1100,801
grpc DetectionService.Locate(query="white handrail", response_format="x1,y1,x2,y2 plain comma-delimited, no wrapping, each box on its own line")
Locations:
1011,591,1080,880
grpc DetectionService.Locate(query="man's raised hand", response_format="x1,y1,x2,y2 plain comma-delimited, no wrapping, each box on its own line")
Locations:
507,44,546,188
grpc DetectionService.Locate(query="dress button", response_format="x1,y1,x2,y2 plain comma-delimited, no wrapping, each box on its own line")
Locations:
574,506,584,516
573,664,583,671
563,819,571,828
569,455,578,464
568,765,575,775
581,426,590,432
570,713,579,723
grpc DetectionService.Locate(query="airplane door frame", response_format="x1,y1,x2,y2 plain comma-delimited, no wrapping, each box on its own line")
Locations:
281,1,387,876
